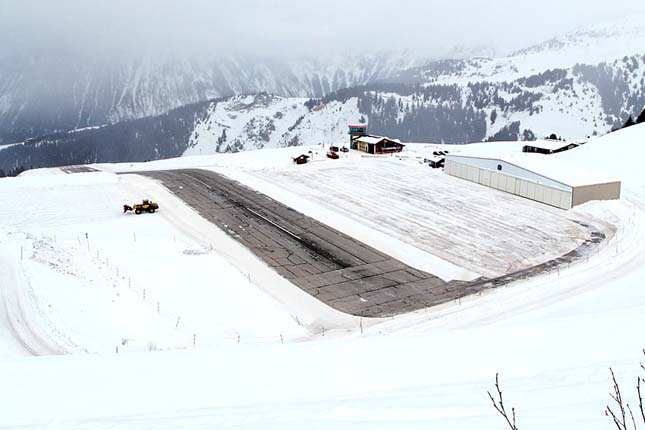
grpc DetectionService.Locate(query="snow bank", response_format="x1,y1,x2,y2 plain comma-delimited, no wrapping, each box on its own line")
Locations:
557,123,645,188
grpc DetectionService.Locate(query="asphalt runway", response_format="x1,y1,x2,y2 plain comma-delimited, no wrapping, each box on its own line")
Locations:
133,168,605,317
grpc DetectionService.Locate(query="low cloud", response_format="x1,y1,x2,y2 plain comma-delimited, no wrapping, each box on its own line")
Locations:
1,0,644,59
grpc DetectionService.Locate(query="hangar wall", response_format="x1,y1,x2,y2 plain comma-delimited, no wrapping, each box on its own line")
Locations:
444,155,570,191
572,182,621,207
444,158,573,210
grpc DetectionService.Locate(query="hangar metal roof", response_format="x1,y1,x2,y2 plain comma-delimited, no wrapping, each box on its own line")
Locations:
446,153,620,188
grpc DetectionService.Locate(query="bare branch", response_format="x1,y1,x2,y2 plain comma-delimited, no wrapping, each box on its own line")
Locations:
628,404,637,430
606,368,629,430
638,377,644,425
488,373,519,430
640,350,645,425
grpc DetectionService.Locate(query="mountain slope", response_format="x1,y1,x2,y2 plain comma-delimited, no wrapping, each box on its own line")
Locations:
0,52,418,144
2,19,645,170
2,50,645,173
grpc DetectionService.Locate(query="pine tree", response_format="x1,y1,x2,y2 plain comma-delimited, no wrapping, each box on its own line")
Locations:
636,108,645,124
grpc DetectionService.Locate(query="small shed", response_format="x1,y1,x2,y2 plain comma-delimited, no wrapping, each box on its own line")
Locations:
353,135,405,154
444,154,620,209
522,140,578,155
293,154,310,165
425,156,445,169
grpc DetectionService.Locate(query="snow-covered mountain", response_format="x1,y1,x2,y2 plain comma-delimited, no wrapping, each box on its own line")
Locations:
1,18,645,170
0,51,419,144
184,94,362,155
395,16,645,85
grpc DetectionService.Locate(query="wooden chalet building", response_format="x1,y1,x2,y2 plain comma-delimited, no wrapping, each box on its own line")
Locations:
353,135,405,154
292,154,310,164
347,124,404,155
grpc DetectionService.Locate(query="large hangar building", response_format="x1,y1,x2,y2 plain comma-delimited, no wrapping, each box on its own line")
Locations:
444,154,621,210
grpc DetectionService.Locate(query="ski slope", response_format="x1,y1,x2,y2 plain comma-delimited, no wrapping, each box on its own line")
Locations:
1,125,645,428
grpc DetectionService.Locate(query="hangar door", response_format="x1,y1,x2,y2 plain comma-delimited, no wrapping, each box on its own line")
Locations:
445,159,572,209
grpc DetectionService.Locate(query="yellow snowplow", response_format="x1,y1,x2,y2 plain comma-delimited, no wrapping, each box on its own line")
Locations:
123,199,159,215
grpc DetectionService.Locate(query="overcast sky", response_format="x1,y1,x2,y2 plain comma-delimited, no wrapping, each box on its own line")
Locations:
2,0,644,59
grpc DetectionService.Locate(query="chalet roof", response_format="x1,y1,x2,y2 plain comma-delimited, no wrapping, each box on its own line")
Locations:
354,135,404,145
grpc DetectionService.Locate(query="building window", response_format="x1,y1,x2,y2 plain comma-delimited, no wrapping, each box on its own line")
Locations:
497,164,502,171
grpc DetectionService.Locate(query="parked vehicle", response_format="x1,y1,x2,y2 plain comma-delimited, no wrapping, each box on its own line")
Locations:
327,152,339,159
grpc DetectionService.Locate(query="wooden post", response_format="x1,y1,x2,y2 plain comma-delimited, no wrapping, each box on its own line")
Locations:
20,246,23,261
360,318,363,334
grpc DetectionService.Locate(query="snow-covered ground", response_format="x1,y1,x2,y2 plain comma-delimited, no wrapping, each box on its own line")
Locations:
219,158,590,279
1,125,645,428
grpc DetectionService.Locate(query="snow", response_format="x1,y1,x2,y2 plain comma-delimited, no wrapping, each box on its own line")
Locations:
217,158,589,279
0,170,348,356
1,123,645,428
435,16,645,85
354,135,401,145
447,152,621,188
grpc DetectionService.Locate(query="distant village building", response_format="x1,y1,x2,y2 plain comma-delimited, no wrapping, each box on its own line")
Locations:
348,124,404,154
292,154,310,165
522,140,579,155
